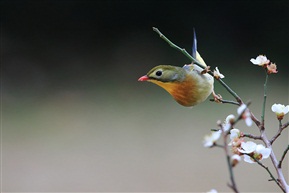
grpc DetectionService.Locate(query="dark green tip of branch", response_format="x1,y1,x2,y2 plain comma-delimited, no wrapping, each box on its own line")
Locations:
152,27,161,35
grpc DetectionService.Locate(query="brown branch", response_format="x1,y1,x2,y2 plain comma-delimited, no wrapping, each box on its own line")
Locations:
248,154,285,192
250,111,262,129
218,122,239,193
242,133,262,140
278,145,289,168
261,128,289,192
281,121,289,130
209,98,239,105
270,120,288,145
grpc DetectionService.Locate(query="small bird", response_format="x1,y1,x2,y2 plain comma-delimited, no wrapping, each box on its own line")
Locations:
138,31,215,107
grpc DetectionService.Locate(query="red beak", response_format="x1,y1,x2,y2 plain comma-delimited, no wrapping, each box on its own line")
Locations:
138,75,149,81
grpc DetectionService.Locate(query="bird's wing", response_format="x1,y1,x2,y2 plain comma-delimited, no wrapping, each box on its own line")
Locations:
196,51,207,67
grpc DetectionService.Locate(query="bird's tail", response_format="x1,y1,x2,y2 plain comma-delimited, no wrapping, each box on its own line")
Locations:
192,28,207,68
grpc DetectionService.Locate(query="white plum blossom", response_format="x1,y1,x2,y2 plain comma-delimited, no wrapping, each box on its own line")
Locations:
226,114,235,124
229,128,241,141
271,103,289,120
255,144,271,159
222,114,235,132
223,123,231,132
231,154,241,162
238,141,257,154
231,154,242,167
243,154,255,164
203,130,222,147
239,142,271,164
237,104,253,127
243,144,271,163
237,103,247,115
228,129,242,147
213,67,225,79
250,55,270,66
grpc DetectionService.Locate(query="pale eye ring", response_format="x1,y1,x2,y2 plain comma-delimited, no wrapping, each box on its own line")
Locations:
156,71,162,76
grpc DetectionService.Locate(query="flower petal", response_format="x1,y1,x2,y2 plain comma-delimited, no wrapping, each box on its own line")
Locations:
250,58,260,65
212,130,222,141
231,154,241,161
261,148,271,159
245,117,253,127
238,141,257,153
284,105,289,114
237,104,247,115
243,154,255,163
213,67,225,79
250,55,269,66
271,103,278,113
226,114,235,124
203,130,222,147
230,129,240,140
203,140,213,147
256,144,271,159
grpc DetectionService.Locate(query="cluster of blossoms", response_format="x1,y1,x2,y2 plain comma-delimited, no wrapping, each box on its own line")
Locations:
203,102,289,165
203,104,252,146
250,55,278,74
229,129,271,164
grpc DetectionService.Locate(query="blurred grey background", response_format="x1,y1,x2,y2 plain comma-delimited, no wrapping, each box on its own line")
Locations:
1,0,288,192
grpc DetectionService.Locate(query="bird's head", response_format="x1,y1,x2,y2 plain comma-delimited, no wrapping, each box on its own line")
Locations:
138,65,185,83
138,65,194,106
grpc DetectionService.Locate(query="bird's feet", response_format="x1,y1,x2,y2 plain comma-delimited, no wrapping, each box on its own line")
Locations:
201,66,211,75
212,90,222,103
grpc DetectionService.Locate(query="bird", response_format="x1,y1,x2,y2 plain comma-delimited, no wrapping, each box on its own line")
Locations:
138,31,215,107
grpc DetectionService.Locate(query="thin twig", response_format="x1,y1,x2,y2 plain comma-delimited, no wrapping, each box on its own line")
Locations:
234,101,251,123
278,145,289,168
281,121,289,130
242,133,262,140
261,72,269,128
250,111,262,128
218,79,243,105
209,98,239,105
261,129,289,192
213,143,225,148
249,155,285,192
218,123,239,193
153,27,201,66
270,120,285,144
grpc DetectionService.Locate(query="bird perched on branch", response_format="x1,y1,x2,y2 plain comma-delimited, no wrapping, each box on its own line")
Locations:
138,31,215,107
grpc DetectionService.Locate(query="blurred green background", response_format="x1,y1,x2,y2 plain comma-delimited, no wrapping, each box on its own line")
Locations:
1,0,288,192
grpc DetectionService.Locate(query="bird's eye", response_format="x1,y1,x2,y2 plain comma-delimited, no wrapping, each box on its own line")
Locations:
156,71,162,76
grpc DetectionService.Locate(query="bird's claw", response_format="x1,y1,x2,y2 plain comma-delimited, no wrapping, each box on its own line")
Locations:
201,66,211,74
212,91,222,103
